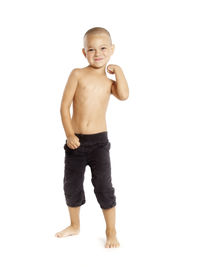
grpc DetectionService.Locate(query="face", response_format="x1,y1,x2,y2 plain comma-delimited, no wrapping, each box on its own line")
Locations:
82,33,115,68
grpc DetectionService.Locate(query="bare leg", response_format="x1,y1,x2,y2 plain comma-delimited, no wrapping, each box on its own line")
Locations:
55,206,80,238
102,206,120,248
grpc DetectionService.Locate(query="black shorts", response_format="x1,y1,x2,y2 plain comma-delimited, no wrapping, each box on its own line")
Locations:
63,131,116,209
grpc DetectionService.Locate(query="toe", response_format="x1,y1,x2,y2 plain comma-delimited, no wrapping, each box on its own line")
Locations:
56,232,62,238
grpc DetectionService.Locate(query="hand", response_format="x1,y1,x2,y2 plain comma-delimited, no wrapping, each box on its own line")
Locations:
67,134,80,149
107,64,120,74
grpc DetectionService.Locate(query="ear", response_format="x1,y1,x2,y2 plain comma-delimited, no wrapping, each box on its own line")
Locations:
82,48,86,57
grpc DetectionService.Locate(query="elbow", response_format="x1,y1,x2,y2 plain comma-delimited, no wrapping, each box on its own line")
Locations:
120,87,129,100
60,106,64,113
120,94,129,101
60,105,70,114
60,101,72,113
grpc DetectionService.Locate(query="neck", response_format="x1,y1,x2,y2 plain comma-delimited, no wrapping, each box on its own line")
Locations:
87,64,107,75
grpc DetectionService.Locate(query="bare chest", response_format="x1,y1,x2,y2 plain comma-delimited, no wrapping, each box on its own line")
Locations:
74,76,112,105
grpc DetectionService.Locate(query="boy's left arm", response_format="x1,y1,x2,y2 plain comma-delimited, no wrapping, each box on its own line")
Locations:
107,64,129,100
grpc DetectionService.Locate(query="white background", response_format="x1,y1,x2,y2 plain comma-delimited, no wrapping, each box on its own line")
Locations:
0,0,199,266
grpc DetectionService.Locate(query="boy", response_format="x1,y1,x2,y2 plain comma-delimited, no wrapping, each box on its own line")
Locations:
55,27,129,248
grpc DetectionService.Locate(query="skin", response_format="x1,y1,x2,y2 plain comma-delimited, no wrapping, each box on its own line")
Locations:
56,33,129,248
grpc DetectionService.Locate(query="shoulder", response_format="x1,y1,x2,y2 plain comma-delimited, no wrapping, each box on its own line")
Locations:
70,68,81,77
70,67,87,79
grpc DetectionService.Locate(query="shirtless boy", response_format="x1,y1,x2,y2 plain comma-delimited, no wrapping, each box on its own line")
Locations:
55,27,129,248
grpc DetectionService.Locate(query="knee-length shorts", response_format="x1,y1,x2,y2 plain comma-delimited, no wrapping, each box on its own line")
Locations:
63,131,116,209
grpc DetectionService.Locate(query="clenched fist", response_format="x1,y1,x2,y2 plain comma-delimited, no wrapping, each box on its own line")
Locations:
107,64,120,74
67,134,80,149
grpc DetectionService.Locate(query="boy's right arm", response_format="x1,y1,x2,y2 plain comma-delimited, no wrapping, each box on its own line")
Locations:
60,68,79,138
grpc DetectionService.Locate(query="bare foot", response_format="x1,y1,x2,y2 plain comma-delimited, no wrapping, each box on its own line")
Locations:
55,225,80,238
105,229,120,248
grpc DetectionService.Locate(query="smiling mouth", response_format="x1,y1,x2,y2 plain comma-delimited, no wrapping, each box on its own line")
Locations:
94,58,103,61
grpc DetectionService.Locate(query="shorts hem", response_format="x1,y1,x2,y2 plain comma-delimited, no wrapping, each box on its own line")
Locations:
100,203,116,209
66,200,86,207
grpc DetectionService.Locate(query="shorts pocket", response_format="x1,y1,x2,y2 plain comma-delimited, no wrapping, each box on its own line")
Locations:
64,143,70,151
64,142,81,154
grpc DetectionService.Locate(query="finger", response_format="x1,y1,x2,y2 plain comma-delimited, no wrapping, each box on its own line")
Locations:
107,69,114,74
76,140,80,146
72,142,80,149
75,136,80,143
72,143,77,149
68,144,74,149
75,143,80,148
68,142,76,149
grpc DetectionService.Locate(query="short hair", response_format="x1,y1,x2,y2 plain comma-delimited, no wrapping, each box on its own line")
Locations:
83,27,112,45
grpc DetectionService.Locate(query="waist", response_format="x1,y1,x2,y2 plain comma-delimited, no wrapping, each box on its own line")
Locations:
74,131,108,144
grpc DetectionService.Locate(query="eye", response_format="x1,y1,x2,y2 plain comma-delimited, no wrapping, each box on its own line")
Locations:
101,47,106,50
88,49,94,52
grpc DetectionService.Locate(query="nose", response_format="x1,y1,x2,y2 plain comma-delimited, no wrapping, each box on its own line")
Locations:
95,50,101,56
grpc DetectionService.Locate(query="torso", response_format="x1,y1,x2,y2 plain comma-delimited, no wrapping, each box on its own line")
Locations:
71,66,113,134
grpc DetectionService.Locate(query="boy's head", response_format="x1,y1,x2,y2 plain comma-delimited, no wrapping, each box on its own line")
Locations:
82,27,115,68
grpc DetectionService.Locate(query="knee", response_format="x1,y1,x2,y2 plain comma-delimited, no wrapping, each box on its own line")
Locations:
94,188,116,209
64,187,86,207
